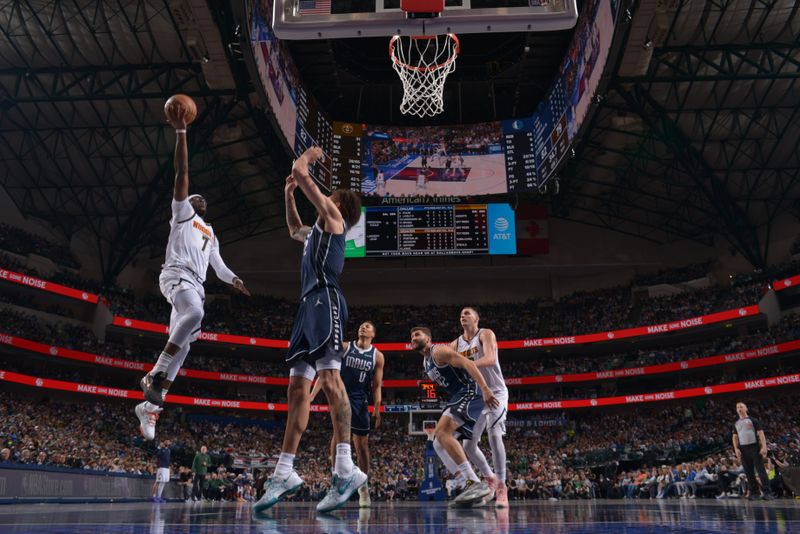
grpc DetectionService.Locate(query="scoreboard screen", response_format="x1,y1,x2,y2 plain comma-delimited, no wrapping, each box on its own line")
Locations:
251,0,619,195
345,203,516,258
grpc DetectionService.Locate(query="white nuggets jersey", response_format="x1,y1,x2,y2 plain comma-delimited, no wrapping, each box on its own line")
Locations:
163,199,215,283
457,329,507,395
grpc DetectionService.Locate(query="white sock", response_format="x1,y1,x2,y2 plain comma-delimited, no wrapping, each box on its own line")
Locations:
433,438,459,475
274,452,295,479
458,461,479,483
334,443,354,477
455,472,467,486
151,351,173,375
157,481,166,498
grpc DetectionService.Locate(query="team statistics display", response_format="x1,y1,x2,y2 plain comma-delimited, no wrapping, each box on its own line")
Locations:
345,204,517,258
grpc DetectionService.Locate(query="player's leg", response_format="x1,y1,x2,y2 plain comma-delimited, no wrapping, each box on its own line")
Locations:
352,402,371,507
317,369,353,475
142,288,203,406
315,348,367,512
487,409,509,507
253,363,313,513
433,414,476,482
156,469,168,500
353,434,369,474
462,412,496,505
434,413,490,506
463,412,493,480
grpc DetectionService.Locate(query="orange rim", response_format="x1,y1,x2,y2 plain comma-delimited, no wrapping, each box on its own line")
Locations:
389,34,460,73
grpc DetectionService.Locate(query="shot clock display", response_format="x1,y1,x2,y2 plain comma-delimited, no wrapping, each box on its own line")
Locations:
420,382,439,407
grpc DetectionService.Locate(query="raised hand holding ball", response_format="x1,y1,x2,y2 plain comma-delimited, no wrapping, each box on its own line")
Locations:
164,94,197,127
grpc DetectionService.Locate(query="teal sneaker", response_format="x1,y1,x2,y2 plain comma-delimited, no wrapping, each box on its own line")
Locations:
252,471,304,513
316,467,368,513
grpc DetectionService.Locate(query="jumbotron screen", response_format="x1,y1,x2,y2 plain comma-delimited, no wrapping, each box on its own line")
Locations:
249,0,619,195
344,203,517,257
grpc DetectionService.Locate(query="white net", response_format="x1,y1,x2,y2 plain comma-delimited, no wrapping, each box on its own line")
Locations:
390,34,459,118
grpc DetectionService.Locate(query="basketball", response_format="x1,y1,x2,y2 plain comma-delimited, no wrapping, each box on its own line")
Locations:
164,94,197,125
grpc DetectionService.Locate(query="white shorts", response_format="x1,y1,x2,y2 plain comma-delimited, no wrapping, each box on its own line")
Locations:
479,388,508,436
159,267,204,305
157,467,171,483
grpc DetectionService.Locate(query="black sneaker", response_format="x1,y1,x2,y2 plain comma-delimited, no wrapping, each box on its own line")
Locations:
761,494,776,501
140,372,166,406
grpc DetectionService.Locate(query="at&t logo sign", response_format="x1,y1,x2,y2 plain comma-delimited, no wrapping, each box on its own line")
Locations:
492,217,512,241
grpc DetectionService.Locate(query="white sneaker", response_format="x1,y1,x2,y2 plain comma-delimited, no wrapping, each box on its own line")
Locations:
453,480,492,507
316,467,368,513
253,471,304,513
358,485,371,508
135,402,162,441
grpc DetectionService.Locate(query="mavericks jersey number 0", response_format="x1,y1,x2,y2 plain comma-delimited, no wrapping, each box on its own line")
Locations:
341,342,377,400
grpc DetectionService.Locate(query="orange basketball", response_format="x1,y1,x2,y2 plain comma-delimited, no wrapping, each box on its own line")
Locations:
164,94,197,125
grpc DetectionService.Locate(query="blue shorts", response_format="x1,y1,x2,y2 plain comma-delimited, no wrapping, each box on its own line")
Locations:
287,287,347,365
443,389,484,441
350,396,370,437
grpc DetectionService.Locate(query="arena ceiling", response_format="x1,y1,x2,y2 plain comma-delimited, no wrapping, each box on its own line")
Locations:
0,0,291,281
0,0,798,282
554,0,800,268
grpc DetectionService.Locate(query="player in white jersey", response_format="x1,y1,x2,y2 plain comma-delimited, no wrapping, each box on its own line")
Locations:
375,169,386,196
416,169,427,195
450,306,510,508
452,154,465,179
135,105,250,441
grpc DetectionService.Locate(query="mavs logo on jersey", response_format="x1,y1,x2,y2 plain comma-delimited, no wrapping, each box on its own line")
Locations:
341,342,376,400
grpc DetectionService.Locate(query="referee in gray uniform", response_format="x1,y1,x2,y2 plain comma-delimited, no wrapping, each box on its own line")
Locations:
732,402,774,500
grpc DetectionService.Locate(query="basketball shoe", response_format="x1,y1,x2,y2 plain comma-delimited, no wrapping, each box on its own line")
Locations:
316,467,368,513
495,482,509,508
140,371,167,407
253,471,304,513
135,402,162,441
452,479,492,507
479,476,497,505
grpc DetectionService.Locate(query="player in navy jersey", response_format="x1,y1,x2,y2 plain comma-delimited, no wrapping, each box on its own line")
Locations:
311,320,385,507
411,326,499,507
254,146,364,515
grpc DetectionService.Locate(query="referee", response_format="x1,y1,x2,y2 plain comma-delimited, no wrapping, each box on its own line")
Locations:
732,402,774,500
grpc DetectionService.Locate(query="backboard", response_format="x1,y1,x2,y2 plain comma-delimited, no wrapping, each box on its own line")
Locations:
271,0,579,40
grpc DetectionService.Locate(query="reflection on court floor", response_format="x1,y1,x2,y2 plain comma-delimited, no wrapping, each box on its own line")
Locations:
0,499,798,533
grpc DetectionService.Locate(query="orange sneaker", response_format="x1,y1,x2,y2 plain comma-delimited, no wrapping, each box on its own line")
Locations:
495,482,509,508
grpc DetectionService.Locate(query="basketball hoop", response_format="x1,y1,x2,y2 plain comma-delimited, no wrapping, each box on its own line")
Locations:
423,420,437,441
389,33,460,118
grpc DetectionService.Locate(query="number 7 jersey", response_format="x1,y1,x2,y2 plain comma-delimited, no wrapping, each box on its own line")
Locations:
163,198,216,283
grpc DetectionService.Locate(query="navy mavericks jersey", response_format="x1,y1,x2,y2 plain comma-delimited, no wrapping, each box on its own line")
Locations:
423,346,477,399
300,222,346,299
341,341,376,401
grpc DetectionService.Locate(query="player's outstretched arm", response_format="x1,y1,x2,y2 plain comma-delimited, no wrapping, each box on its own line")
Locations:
291,147,344,234
473,329,498,368
168,108,189,201
433,346,499,409
372,350,385,429
284,175,311,242
209,238,250,296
